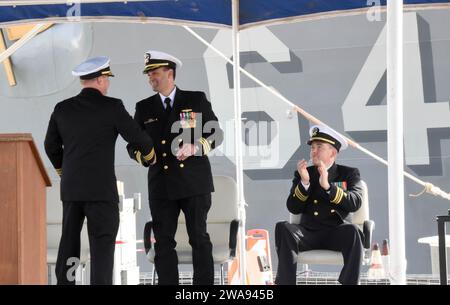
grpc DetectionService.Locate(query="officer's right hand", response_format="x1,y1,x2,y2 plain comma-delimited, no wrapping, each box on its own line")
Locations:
126,143,137,160
297,159,310,185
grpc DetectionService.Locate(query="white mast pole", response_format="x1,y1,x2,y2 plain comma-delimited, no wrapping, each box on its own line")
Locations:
231,0,247,284
387,0,407,285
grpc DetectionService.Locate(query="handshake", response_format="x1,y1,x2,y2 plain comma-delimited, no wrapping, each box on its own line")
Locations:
127,144,156,167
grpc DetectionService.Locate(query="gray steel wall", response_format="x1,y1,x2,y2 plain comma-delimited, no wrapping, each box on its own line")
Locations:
1,9,450,275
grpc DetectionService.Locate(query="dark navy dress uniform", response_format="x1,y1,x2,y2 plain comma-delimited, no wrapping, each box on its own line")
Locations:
128,85,223,285
126,50,223,285
275,125,364,285
44,57,155,285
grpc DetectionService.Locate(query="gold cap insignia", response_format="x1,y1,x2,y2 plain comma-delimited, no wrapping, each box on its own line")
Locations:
312,127,319,136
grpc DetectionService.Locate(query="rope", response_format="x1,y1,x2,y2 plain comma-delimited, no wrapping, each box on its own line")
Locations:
409,183,433,197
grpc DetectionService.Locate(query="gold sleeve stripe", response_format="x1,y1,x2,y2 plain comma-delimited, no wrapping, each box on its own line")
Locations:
295,192,308,201
331,187,345,204
198,138,205,152
337,188,344,203
55,168,62,176
199,138,211,155
201,138,211,154
294,186,308,201
295,185,307,198
143,148,155,162
135,151,143,165
339,189,345,203
331,187,340,203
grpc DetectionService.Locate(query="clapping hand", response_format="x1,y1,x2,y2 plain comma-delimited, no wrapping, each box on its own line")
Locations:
297,159,310,185
317,160,330,191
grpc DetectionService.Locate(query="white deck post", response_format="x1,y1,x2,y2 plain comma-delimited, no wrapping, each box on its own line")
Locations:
387,0,407,285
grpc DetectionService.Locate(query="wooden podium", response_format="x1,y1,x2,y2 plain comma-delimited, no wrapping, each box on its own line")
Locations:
0,134,51,284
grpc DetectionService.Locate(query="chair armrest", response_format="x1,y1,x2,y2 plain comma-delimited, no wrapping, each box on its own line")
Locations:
143,221,153,255
229,219,240,258
363,220,375,249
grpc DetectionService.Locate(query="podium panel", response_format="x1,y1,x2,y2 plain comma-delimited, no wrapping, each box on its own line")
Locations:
0,134,51,284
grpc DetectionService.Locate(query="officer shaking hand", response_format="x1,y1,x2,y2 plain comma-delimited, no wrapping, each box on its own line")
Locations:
44,56,155,285
127,50,223,285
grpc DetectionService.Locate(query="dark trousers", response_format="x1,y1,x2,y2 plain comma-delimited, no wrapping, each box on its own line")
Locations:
150,194,214,285
275,221,363,285
56,201,119,285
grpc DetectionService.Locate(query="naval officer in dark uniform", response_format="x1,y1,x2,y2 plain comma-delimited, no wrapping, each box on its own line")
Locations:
126,50,223,285
275,125,364,285
44,56,155,285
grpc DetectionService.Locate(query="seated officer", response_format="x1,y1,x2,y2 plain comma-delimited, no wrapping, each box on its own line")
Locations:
275,124,364,285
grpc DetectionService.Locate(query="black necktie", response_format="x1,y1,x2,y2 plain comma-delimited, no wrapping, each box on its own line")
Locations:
164,97,172,115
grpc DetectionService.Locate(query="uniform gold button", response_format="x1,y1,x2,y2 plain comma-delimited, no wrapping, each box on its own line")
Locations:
313,200,318,204
162,153,167,157
314,211,319,216
161,140,166,144
179,163,184,168
331,209,335,213
163,165,168,170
